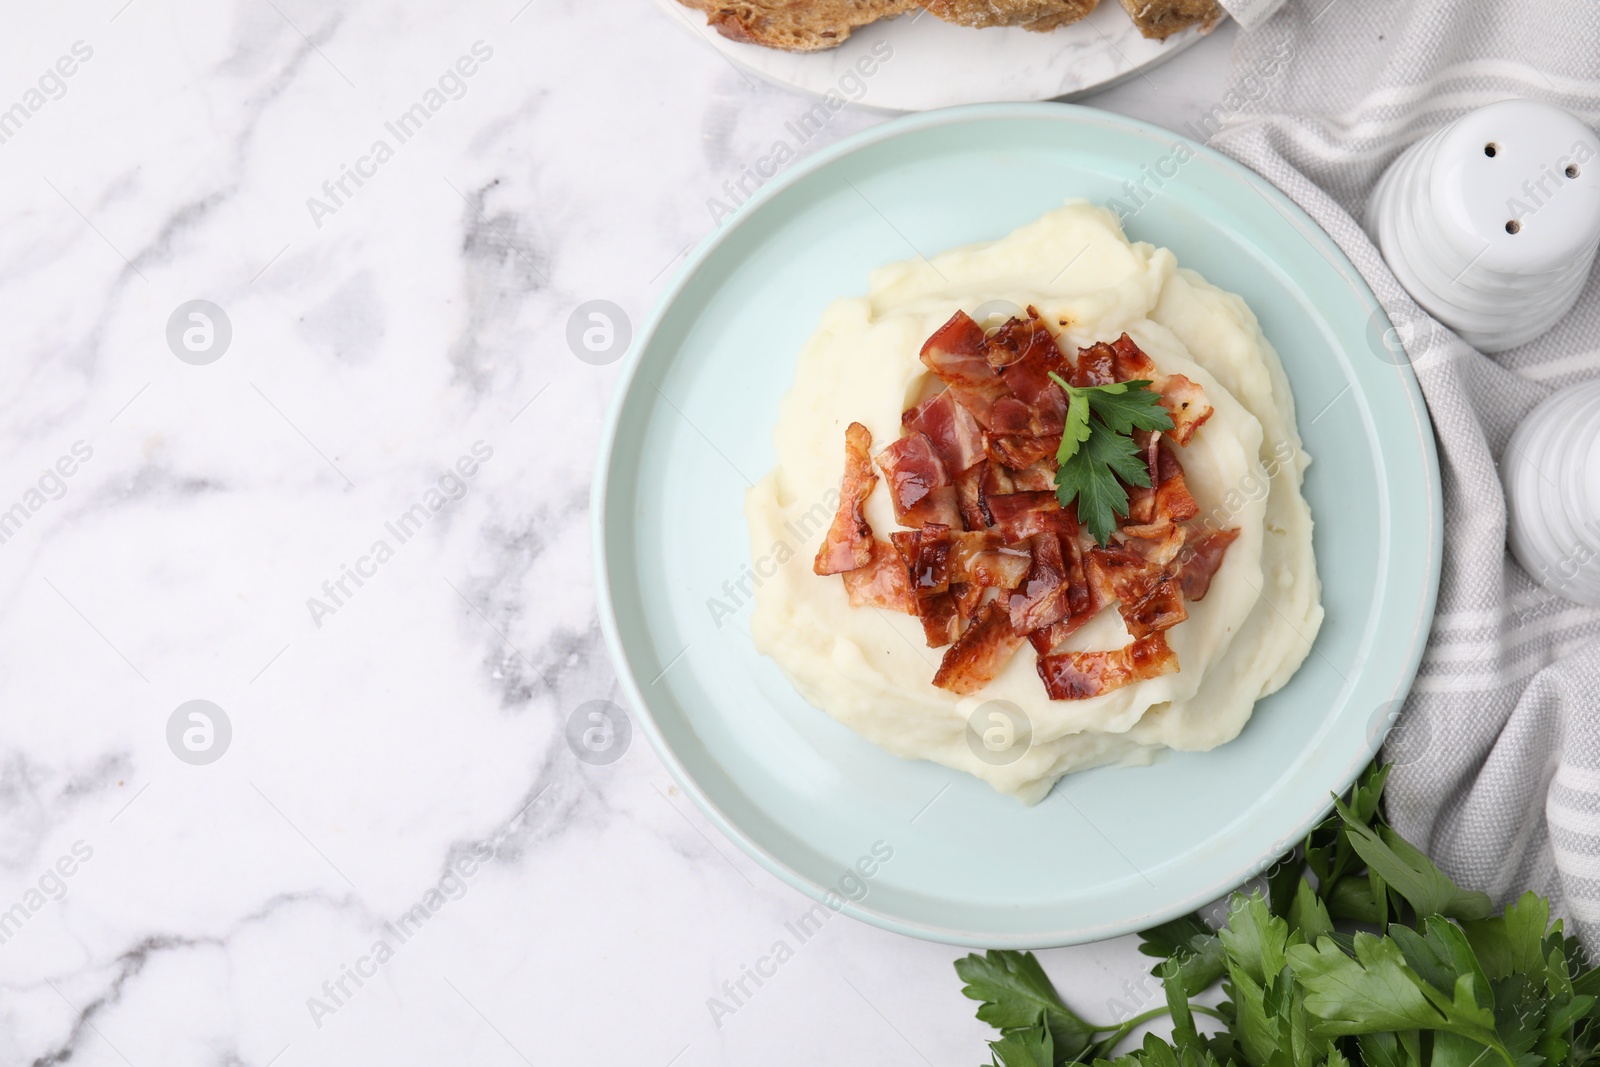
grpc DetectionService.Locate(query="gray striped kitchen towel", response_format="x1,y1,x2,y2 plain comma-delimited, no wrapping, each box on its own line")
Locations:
1205,0,1600,945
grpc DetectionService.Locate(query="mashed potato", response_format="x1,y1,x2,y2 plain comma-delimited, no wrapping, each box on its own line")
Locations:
746,201,1323,804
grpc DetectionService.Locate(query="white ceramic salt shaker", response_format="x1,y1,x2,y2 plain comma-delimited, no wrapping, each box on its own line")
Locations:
1366,99,1600,353
1503,379,1600,606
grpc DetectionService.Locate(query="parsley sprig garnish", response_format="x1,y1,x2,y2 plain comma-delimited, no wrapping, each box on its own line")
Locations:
956,762,1600,1067
1047,373,1174,545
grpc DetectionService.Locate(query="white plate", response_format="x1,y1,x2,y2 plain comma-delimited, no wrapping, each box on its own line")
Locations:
651,0,1219,112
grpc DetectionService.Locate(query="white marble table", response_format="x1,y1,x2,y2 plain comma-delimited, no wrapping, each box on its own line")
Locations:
0,4,1236,1064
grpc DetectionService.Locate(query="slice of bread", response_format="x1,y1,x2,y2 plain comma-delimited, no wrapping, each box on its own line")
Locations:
676,0,921,51
920,0,1098,31
1117,0,1222,39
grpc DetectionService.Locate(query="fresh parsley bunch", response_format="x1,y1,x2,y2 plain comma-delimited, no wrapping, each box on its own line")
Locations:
956,763,1600,1067
1048,375,1175,545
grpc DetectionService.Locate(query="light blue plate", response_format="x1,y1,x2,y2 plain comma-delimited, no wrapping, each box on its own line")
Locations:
593,103,1441,948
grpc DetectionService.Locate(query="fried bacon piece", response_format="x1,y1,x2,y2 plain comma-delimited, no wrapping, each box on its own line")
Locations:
1118,521,1187,566
876,432,961,529
985,491,1074,543
920,312,1011,429
891,524,962,647
1178,527,1240,601
950,580,986,621
1159,374,1213,445
1108,333,1159,380
1008,531,1074,633
986,313,1069,437
948,532,1032,590
916,592,961,647
812,422,877,575
1008,458,1057,492
1070,340,1120,387
1037,632,1179,700
1084,544,1153,605
1126,440,1198,527
1084,544,1188,639
931,600,1027,695
1119,574,1189,639
903,391,986,475
985,310,1060,371
987,434,1056,470
954,464,988,531
891,523,953,596
842,540,913,613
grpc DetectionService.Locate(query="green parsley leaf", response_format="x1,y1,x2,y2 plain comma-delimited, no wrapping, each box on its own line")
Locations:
955,950,1097,1061
956,759,1600,1067
1047,374,1172,544
1335,802,1494,921
1057,424,1151,545
1286,932,1503,1047
1055,374,1094,466
1084,379,1174,435
990,1026,1055,1067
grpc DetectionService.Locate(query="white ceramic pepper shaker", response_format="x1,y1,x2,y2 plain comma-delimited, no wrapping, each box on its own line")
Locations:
1366,98,1600,353
1503,379,1600,606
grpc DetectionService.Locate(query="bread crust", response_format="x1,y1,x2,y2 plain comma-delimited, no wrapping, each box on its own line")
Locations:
677,0,921,51
920,0,1098,31
1117,0,1222,39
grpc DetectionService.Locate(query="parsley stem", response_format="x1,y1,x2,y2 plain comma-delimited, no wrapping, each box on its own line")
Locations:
1088,1003,1229,1056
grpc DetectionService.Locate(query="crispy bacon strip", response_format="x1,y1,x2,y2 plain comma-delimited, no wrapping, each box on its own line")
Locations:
910,592,960,647
948,531,1032,590
950,580,986,621
985,311,1061,371
1070,340,1120,387
1109,333,1159,380
1118,522,1187,566
1120,575,1188,639
841,539,913,613
1037,632,1179,700
920,312,1011,429
903,391,986,475
1008,532,1073,634
891,523,954,597
1085,544,1189,638
954,464,987,531
891,524,963,647
1008,458,1057,492
876,432,961,529
987,316,1068,436
986,491,1075,544
1159,374,1213,446
931,601,1026,695
987,434,1056,470
1178,527,1240,601
813,422,877,576
1125,440,1197,531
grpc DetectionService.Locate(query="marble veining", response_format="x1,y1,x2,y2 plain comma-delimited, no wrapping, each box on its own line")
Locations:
0,2,1237,1064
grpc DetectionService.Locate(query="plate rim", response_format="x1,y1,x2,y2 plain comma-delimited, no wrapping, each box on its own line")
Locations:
592,101,1443,947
